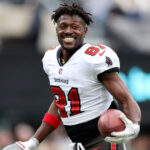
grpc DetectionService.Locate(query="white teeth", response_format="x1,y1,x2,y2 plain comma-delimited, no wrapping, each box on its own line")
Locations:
64,38,74,42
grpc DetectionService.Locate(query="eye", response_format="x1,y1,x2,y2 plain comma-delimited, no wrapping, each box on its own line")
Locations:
72,25,79,29
59,24,67,30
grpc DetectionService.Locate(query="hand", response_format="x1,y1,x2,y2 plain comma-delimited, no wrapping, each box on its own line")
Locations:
16,138,39,150
2,143,21,150
105,115,140,144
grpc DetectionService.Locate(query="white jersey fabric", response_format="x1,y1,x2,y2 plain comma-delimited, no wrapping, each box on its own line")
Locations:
42,43,120,126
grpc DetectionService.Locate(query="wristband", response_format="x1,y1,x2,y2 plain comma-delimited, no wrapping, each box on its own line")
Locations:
42,113,61,129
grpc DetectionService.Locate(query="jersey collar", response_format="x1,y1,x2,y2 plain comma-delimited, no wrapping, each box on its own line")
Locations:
56,43,88,66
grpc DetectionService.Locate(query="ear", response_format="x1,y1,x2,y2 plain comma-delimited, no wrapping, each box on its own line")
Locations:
84,26,88,37
56,24,58,32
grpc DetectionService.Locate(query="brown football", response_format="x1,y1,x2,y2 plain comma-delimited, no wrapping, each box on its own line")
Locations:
98,109,125,137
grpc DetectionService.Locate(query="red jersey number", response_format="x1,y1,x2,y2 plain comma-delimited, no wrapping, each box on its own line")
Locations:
85,47,99,56
51,86,81,118
85,45,106,56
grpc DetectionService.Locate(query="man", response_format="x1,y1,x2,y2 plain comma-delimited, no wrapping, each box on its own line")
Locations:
3,3,141,150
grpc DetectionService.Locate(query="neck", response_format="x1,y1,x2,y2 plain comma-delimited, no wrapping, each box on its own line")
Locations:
61,50,73,63
61,44,84,63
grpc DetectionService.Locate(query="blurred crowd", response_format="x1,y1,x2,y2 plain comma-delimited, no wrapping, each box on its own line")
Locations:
82,0,150,53
0,0,150,150
0,0,150,53
0,121,72,150
0,121,150,150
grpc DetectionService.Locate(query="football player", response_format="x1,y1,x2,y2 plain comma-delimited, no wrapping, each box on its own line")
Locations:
3,3,141,150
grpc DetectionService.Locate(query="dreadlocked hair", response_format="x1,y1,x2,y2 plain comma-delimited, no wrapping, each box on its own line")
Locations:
51,3,93,25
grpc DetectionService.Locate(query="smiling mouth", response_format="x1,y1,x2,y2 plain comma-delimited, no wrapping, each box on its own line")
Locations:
63,37,75,43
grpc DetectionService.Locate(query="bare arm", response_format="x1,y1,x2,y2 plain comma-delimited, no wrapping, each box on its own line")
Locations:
100,73,141,124
33,100,60,142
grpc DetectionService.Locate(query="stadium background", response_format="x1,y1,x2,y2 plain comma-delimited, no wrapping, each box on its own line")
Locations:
0,0,150,149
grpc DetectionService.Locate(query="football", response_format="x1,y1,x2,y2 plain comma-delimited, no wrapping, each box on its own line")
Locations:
98,109,126,137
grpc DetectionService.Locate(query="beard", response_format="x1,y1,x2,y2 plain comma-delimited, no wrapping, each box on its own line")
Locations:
58,38,84,53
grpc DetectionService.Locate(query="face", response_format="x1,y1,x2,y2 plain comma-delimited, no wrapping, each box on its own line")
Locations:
56,14,88,52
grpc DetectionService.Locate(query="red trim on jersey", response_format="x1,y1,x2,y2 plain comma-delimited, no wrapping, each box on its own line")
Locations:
42,113,61,129
17,141,26,148
111,143,117,150
97,44,105,49
49,45,59,50
99,49,106,56
93,146,103,150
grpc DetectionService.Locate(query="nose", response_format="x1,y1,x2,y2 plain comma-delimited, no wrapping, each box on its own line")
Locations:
65,26,73,34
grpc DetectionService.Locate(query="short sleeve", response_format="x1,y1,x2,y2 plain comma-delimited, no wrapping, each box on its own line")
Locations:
94,46,120,75
83,45,120,78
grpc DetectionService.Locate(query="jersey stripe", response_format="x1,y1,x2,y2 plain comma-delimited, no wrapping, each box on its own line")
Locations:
111,143,117,150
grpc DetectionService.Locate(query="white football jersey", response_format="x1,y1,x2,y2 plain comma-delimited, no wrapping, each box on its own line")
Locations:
42,43,120,125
